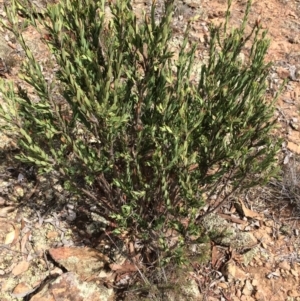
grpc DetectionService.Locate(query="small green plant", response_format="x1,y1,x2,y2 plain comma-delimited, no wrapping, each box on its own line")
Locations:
0,0,281,265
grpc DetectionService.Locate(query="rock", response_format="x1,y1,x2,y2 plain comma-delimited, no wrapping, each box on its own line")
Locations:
181,278,203,300
280,225,292,236
13,185,24,198
207,297,219,301
288,289,300,297
221,261,236,281
12,282,36,298
278,261,290,271
242,280,253,296
243,246,259,266
233,232,257,249
251,278,258,286
49,247,109,280
201,213,257,249
167,278,203,301
0,196,5,205
241,295,255,301
235,266,248,280
218,282,228,289
11,261,30,276
254,290,266,300
29,272,114,301
276,67,290,79
287,141,300,155
290,269,298,277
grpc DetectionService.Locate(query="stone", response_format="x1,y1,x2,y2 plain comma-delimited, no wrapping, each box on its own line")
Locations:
291,269,298,277
276,67,290,79
221,261,236,281
278,261,290,271
29,272,114,301
242,280,253,296
254,290,265,300
288,289,300,297
12,282,35,299
218,282,228,289
241,296,255,301
287,141,300,155
49,247,109,280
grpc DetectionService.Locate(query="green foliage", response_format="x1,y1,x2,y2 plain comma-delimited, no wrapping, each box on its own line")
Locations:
0,0,281,264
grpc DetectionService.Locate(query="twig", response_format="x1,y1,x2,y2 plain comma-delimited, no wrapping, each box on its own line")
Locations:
0,244,28,255
104,230,150,286
197,171,247,221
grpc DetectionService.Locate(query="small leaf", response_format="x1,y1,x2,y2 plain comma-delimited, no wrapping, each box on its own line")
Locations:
5,229,16,244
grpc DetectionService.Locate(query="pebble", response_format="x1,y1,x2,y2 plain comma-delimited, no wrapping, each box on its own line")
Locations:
242,280,253,296
278,261,290,271
290,269,298,277
218,282,228,289
288,289,300,297
13,185,24,197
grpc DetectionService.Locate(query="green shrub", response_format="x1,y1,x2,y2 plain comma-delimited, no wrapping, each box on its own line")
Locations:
0,0,281,263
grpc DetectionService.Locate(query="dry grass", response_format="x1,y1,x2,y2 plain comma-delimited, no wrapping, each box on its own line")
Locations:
270,156,300,212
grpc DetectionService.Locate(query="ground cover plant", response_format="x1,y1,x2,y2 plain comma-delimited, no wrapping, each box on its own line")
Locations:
0,0,282,268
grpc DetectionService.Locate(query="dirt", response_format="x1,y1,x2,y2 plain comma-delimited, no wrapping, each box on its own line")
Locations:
0,0,300,300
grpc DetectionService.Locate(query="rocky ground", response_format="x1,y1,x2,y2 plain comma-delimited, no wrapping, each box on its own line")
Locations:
0,0,300,300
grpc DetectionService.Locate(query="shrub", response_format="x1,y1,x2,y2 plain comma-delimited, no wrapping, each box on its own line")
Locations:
0,0,281,263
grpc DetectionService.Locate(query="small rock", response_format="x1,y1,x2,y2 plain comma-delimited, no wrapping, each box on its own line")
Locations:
290,120,299,130
12,282,35,298
221,261,236,281
241,295,255,301
181,278,203,300
266,271,280,279
47,231,59,239
278,261,290,271
264,220,273,227
50,267,63,276
66,210,76,221
66,204,75,210
280,225,292,236
242,280,253,296
13,185,24,198
12,261,30,276
218,282,228,289
291,117,298,123
277,67,290,79
236,288,242,298
288,289,300,297
264,262,272,269
29,272,114,301
287,141,300,154
254,291,265,300
235,265,248,280
49,247,109,280
207,297,219,301
291,269,298,277
0,196,6,205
